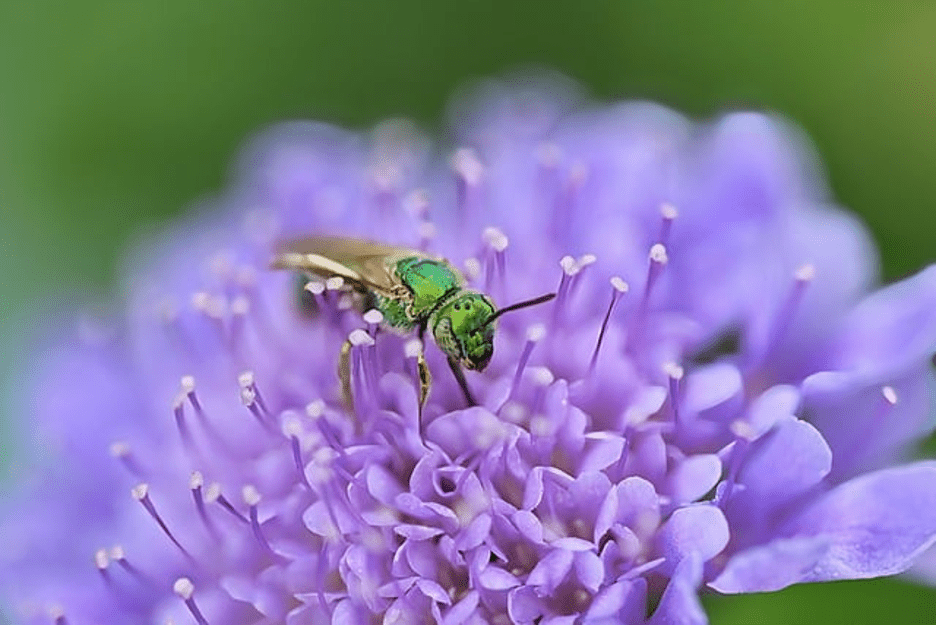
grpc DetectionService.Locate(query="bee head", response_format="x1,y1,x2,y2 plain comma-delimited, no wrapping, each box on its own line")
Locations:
432,293,496,371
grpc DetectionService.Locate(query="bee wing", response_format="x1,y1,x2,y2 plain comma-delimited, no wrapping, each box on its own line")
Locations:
271,235,440,293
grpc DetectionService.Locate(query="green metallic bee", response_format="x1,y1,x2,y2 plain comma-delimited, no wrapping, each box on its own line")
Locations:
271,236,555,411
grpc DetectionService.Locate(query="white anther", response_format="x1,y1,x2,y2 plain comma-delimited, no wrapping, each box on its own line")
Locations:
242,485,261,507
349,328,375,347
240,386,257,406
463,257,482,281
662,362,684,380
304,281,325,295
305,399,326,419
204,483,221,504
530,366,555,387
451,147,484,185
610,276,629,293
404,338,423,359
282,413,303,437
231,295,250,316
238,371,254,388
131,483,149,501
189,471,204,490
560,255,578,276
109,441,131,458
882,386,898,405
192,292,226,318
526,323,547,342
795,263,816,282
109,546,125,561
660,203,679,220
173,577,195,600
337,294,354,310
483,226,509,252
363,309,384,325
95,548,109,570
577,253,597,269
649,243,669,265
325,276,345,291
180,375,196,394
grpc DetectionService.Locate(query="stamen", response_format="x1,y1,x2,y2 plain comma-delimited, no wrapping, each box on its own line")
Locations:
243,485,275,553
482,226,509,292
662,362,685,425
208,483,249,525
131,483,190,557
642,243,669,312
240,386,271,432
238,371,269,415
109,441,143,476
757,263,815,364
94,548,110,583
363,309,384,336
49,605,67,625
180,376,204,418
191,291,227,335
173,577,208,625
304,280,327,313
110,546,150,584
283,415,312,490
349,329,379,404
589,277,629,371
452,148,484,214
189,471,217,537
506,324,546,404
658,203,678,246
463,257,482,282
552,256,579,324
173,394,193,447
838,385,899,471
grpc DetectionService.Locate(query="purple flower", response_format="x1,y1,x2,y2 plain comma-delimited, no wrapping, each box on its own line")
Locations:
4,74,936,624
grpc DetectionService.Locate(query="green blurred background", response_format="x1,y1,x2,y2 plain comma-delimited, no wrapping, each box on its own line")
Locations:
1,1,934,623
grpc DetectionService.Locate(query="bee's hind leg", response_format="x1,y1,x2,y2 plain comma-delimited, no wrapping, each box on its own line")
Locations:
339,339,354,415
416,349,431,414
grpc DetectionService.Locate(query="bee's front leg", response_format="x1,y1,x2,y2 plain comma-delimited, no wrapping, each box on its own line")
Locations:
447,357,477,407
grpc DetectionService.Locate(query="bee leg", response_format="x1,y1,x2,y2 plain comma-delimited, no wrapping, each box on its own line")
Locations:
416,349,431,414
447,357,477,407
338,339,355,415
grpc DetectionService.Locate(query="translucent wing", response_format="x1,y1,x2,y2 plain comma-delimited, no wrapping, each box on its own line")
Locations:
271,235,444,294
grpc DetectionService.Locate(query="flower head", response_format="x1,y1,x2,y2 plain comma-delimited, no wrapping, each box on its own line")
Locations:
4,75,936,624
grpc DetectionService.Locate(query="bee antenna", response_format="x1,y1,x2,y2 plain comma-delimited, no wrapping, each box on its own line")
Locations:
486,292,556,326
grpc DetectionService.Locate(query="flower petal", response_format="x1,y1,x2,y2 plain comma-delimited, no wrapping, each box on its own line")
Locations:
788,462,936,581
709,535,831,593
656,504,729,573
648,552,706,625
